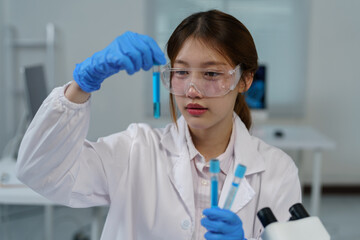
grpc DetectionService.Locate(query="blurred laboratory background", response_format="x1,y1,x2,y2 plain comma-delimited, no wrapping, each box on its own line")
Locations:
0,0,359,239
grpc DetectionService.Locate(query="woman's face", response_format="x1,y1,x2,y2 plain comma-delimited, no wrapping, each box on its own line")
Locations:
174,38,246,133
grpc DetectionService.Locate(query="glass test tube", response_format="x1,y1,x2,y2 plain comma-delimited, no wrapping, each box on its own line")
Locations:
223,164,246,210
152,65,160,119
210,159,220,208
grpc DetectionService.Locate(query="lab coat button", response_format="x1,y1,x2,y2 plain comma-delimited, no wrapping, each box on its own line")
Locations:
181,219,190,230
201,179,208,186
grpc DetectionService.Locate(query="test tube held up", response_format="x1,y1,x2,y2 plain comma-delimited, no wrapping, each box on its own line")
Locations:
152,65,160,119
210,159,220,208
223,164,246,210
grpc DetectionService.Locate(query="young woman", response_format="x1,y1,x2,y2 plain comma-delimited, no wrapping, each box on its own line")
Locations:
16,10,301,240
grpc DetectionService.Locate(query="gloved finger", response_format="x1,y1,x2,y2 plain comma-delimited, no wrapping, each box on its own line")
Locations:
204,231,244,240
124,48,142,72
203,208,241,224
138,34,167,65
204,231,224,240
202,217,242,235
122,32,150,71
116,32,142,73
201,218,244,236
201,217,229,233
104,36,139,74
116,54,136,75
132,33,153,71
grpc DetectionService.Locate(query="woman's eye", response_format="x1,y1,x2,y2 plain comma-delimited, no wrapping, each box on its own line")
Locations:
174,70,188,76
205,71,222,77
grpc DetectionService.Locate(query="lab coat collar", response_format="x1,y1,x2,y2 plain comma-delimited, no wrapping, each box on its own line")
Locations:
161,114,266,175
160,116,187,156
232,112,266,176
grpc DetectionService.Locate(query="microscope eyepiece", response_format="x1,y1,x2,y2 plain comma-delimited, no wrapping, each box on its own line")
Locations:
289,203,310,220
257,207,278,227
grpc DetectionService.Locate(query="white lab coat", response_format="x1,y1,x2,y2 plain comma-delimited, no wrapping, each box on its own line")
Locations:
16,85,301,240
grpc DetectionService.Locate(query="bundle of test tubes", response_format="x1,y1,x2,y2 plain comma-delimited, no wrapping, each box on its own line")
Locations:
209,159,247,209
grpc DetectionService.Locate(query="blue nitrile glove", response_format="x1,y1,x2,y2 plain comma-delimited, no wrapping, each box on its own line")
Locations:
73,31,166,92
201,207,247,240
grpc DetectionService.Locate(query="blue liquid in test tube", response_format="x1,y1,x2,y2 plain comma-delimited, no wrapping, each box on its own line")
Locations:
153,65,160,119
210,159,220,208
223,164,246,210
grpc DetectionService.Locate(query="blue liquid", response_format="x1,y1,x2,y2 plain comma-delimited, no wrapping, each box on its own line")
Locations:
211,178,218,208
153,102,160,119
153,72,160,118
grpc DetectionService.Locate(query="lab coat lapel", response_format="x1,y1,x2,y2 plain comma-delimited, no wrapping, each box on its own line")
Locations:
161,117,195,222
219,171,256,212
218,114,265,213
168,151,195,221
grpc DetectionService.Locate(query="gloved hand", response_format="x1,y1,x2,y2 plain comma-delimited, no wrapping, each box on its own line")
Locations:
73,31,166,92
201,207,246,240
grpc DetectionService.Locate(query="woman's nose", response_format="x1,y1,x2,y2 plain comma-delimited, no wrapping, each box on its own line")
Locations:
185,83,203,98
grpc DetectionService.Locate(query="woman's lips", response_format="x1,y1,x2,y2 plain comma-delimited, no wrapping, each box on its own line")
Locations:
186,103,208,116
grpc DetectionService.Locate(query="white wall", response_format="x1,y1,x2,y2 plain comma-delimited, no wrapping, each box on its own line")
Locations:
302,0,360,184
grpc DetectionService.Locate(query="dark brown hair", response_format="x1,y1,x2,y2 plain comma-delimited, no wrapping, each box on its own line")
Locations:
166,10,258,130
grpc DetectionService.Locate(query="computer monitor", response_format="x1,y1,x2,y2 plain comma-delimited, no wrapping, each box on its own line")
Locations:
22,65,48,119
245,64,268,121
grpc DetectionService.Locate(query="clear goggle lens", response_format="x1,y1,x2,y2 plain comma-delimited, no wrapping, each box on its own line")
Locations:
161,64,241,97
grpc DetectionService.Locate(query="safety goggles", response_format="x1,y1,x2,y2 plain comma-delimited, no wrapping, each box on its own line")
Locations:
160,64,242,97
